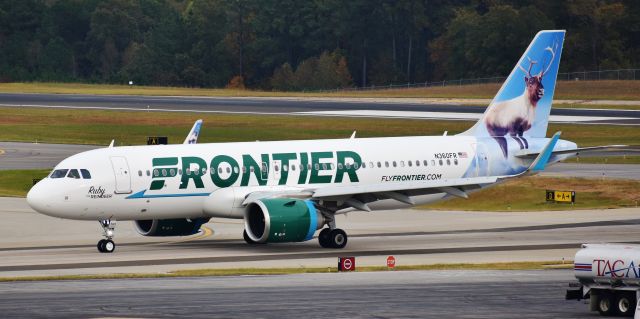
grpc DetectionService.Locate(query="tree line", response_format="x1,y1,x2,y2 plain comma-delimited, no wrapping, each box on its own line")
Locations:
0,0,638,90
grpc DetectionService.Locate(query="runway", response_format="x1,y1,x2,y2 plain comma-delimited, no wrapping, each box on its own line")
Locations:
1,93,639,124
2,196,640,278
0,270,588,318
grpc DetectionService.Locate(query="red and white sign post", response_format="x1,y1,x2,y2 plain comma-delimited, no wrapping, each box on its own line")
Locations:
386,256,396,270
338,257,356,272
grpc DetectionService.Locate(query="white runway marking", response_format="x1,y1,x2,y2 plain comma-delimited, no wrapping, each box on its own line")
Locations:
295,110,638,123
2,103,638,125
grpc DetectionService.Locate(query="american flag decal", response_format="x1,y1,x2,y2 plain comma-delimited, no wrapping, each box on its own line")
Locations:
574,263,592,272
458,152,468,158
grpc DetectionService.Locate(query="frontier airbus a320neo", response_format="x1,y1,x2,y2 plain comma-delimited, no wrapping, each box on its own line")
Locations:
25,31,625,253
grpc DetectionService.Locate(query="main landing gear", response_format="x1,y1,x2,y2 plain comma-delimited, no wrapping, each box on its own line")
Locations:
97,219,116,253
318,227,348,249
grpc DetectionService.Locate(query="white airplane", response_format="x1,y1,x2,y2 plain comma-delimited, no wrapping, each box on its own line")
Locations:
25,30,624,253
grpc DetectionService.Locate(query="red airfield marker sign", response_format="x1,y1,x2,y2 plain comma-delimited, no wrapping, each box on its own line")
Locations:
387,256,396,269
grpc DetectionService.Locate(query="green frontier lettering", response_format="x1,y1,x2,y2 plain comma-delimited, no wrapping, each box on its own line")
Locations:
309,151,333,184
149,151,363,190
179,157,207,189
297,152,309,184
210,155,239,188
151,157,178,190
272,153,297,185
240,154,269,186
334,151,361,183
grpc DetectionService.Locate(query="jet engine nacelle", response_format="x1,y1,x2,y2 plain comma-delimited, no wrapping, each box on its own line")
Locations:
134,218,210,236
244,198,325,243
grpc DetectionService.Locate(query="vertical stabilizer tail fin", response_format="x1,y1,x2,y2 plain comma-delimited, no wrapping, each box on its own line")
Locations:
460,30,565,158
184,119,203,144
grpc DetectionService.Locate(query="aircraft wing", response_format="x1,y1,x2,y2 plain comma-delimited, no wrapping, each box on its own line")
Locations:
184,119,203,144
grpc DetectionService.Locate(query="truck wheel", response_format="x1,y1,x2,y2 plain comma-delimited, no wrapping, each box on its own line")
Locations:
597,292,615,316
615,292,635,317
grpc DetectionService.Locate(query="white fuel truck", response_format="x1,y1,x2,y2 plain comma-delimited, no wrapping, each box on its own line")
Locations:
567,243,640,317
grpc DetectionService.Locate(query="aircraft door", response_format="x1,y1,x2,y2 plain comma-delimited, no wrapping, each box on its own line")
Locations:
110,156,132,194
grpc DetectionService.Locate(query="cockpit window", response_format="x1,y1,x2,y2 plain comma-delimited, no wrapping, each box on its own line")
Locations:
67,169,81,179
50,169,68,179
80,169,92,179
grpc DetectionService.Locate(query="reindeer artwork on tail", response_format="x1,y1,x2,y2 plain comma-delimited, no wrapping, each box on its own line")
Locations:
484,45,557,158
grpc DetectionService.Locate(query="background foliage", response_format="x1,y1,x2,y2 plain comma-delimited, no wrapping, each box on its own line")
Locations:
0,0,637,90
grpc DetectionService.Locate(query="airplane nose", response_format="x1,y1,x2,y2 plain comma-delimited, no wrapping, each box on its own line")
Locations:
26,182,48,213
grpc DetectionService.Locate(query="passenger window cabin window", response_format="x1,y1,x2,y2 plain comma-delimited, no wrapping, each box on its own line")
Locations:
275,165,279,172
186,168,191,175
377,162,381,168
354,163,359,169
283,165,288,172
315,164,320,171
242,166,247,173
439,159,443,166
392,161,397,167
146,170,150,176
80,169,92,179
454,159,458,165
338,163,344,169
291,165,296,171
362,162,366,169
401,161,405,167
226,167,231,174
138,170,142,177
424,160,429,166
153,169,159,177
218,167,223,174
67,169,81,179
385,161,389,168
250,166,255,173
202,168,207,175
50,169,68,179
370,162,374,168
162,169,167,177
446,159,451,166
178,169,182,175
408,161,412,167
416,160,420,167
170,169,176,176
431,160,436,166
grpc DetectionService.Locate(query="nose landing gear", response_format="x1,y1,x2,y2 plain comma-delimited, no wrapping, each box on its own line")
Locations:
97,219,116,253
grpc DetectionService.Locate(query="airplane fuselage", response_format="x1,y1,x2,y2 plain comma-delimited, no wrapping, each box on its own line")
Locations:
27,135,575,221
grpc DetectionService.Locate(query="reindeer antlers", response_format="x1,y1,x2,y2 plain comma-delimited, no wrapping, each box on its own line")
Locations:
518,57,537,77
539,44,557,77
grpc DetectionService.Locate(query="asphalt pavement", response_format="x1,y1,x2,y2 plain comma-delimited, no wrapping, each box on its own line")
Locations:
0,270,590,318
1,92,639,124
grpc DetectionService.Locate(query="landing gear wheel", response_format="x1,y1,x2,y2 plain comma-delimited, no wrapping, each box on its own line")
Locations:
318,228,331,248
97,239,107,252
615,292,635,317
97,219,116,254
102,240,115,253
598,292,615,316
328,229,348,249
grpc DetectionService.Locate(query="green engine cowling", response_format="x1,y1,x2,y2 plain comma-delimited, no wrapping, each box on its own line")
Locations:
244,198,325,243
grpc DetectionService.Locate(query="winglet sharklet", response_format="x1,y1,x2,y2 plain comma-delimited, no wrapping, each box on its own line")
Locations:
528,131,561,173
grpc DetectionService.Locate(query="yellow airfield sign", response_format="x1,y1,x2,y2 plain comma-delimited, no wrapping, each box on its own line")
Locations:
546,190,576,203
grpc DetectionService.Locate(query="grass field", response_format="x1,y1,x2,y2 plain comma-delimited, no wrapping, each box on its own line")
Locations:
2,80,640,101
1,106,638,147
0,260,570,282
0,169,50,197
423,176,640,211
